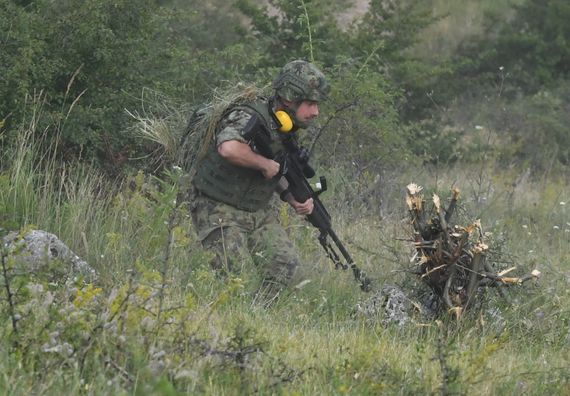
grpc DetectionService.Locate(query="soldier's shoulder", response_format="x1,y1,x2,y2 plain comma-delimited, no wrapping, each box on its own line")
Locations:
219,96,268,128
228,96,269,116
223,108,253,124
218,109,253,136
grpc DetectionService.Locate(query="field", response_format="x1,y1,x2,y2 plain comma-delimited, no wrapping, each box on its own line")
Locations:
1,129,568,395
1,0,569,393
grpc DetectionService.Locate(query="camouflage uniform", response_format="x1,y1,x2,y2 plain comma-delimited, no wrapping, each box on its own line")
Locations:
190,60,328,303
190,108,300,298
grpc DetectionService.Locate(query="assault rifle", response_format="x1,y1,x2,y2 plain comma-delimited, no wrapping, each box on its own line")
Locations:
243,114,372,292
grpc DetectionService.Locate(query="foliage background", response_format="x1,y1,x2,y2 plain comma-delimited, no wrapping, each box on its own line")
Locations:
2,0,569,172
1,0,569,394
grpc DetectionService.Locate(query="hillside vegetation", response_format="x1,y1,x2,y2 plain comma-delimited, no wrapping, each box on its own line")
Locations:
1,0,569,394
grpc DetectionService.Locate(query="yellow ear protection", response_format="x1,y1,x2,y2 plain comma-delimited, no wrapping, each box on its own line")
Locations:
275,110,294,133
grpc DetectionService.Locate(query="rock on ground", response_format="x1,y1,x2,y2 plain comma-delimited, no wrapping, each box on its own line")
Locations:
2,230,96,283
354,284,414,327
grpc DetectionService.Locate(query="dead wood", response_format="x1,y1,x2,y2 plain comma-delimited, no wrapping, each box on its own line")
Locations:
405,183,540,317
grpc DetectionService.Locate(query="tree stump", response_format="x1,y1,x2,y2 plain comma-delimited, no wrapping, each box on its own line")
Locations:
405,183,540,317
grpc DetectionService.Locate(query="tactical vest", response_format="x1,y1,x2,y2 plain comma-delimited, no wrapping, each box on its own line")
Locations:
193,98,284,212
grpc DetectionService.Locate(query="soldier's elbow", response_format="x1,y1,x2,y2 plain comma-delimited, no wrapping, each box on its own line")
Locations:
217,141,233,158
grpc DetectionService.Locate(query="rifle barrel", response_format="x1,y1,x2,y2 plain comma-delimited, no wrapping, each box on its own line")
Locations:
328,228,354,265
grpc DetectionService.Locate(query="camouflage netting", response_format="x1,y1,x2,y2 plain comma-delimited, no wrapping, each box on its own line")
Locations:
128,85,265,173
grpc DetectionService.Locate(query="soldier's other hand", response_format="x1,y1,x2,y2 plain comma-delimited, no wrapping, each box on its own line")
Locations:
262,159,280,179
291,198,314,215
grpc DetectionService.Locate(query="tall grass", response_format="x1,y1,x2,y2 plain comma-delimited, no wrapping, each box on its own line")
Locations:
1,99,116,272
1,101,569,395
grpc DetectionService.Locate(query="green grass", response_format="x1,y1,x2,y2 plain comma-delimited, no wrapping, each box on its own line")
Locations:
1,122,569,395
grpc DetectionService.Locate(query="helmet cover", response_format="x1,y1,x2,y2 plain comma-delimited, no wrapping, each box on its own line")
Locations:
273,60,329,102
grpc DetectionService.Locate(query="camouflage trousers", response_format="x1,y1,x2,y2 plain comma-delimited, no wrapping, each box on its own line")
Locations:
190,191,300,301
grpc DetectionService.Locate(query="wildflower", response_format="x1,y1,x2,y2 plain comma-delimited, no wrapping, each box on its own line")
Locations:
522,225,528,229
553,225,560,230
172,165,182,171
560,202,566,205
499,66,504,71
475,125,483,130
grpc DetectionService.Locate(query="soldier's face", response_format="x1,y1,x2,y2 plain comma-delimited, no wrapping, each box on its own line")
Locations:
294,100,319,124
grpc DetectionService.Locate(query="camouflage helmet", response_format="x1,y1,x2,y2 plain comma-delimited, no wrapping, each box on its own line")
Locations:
273,60,329,102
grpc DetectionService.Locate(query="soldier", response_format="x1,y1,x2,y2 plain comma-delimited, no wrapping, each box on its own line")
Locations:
190,60,329,305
